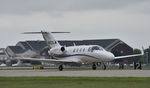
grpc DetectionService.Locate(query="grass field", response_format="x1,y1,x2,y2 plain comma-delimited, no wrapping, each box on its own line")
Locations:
0,77,150,88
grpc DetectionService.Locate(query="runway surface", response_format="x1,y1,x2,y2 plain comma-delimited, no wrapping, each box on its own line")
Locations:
0,70,150,77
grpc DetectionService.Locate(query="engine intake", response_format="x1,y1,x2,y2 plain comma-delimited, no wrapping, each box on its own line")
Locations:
61,47,65,52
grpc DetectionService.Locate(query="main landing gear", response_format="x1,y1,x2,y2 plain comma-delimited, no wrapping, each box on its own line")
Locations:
92,63,106,70
58,63,106,71
102,63,106,70
58,65,63,71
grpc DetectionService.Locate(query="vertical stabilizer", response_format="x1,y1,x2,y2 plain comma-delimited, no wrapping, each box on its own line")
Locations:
41,31,60,49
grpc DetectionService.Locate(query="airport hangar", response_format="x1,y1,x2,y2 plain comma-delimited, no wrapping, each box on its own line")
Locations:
1,39,135,65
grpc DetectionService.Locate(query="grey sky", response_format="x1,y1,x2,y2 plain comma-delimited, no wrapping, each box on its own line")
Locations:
0,0,150,49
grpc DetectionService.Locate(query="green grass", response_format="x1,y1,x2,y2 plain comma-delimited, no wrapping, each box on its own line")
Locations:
0,77,150,88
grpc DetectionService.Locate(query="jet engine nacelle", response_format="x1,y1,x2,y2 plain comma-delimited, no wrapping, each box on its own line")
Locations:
49,46,67,57
60,47,65,52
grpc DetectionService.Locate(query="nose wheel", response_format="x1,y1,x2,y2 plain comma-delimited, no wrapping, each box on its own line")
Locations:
58,65,63,71
92,63,97,70
102,63,106,70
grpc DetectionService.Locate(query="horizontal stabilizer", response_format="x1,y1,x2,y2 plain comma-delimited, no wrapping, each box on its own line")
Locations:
23,31,70,34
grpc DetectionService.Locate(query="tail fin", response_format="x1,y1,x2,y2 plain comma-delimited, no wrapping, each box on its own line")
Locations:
41,31,60,48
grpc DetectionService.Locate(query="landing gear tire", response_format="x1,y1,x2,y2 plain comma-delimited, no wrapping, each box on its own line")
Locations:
92,64,97,70
102,63,106,70
59,65,63,71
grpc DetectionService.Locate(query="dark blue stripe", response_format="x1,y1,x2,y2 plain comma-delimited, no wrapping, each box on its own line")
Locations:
55,54,99,60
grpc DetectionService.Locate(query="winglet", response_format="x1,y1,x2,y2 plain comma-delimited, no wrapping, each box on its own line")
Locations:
141,46,145,55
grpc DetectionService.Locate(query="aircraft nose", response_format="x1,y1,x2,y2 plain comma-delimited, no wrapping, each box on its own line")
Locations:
108,52,115,60
95,51,115,61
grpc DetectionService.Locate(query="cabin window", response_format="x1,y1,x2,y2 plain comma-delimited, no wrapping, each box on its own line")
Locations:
83,48,85,52
73,49,75,53
76,49,78,52
80,48,82,52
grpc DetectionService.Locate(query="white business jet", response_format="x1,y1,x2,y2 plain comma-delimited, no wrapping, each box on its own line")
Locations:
15,31,143,71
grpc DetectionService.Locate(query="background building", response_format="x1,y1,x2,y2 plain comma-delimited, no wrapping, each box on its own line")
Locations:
0,49,7,61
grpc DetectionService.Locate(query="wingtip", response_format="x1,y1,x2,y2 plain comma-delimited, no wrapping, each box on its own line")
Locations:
141,46,145,55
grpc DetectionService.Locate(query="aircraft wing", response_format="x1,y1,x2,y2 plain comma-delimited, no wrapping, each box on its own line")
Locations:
14,57,81,64
115,48,144,59
115,53,143,59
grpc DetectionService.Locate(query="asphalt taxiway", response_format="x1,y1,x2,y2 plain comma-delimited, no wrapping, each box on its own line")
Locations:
0,70,150,77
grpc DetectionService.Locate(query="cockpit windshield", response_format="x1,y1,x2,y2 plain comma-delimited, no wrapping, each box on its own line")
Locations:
91,46,103,52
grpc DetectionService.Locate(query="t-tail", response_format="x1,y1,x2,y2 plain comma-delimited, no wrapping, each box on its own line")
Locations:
41,31,60,48
23,31,70,49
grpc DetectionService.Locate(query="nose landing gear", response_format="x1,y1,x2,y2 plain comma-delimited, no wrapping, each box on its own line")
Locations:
102,63,106,70
58,65,63,71
92,63,97,70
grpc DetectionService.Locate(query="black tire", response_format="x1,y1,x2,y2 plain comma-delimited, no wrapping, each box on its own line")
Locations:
102,64,106,70
59,65,63,71
92,64,97,70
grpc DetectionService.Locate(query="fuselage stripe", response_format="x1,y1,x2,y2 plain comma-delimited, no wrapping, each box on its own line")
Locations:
54,54,99,60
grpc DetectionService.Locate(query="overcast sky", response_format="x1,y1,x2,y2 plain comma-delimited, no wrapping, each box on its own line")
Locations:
0,0,150,49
